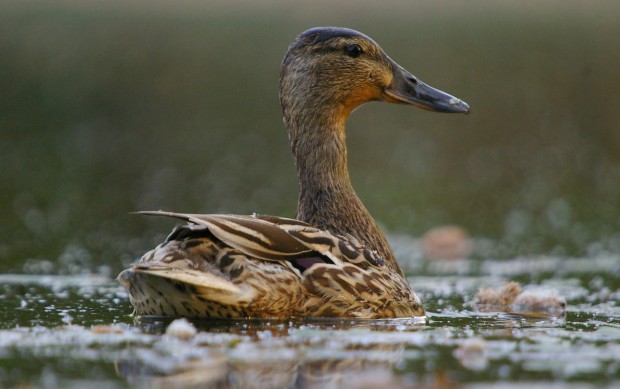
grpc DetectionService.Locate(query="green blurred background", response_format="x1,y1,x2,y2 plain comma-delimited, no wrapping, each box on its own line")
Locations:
1,0,619,274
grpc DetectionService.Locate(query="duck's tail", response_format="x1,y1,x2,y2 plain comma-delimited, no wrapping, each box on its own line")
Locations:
118,264,254,318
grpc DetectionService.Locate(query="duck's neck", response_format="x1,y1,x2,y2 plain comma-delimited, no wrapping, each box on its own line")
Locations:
285,108,404,276
290,113,350,199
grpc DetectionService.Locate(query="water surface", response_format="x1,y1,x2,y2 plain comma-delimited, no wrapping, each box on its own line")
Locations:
1,250,619,388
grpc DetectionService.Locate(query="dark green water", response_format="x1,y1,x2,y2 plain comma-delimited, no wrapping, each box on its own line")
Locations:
1,1,619,387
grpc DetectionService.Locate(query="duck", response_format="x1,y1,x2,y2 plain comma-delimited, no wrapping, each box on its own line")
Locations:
117,27,470,319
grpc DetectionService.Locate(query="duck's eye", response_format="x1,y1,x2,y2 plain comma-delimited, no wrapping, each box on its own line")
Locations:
344,44,363,58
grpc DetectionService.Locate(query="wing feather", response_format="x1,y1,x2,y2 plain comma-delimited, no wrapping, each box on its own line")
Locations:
139,211,315,260
138,211,381,269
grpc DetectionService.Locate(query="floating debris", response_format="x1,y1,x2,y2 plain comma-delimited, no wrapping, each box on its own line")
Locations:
165,318,198,340
474,281,566,315
476,281,522,306
512,291,567,314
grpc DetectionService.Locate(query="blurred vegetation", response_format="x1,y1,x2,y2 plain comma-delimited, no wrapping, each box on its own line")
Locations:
1,1,619,273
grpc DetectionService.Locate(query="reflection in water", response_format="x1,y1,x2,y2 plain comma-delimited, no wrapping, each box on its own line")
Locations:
117,356,416,389
116,318,429,389
118,312,569,387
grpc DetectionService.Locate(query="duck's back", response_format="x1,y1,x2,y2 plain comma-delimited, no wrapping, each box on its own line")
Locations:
118,212,423,318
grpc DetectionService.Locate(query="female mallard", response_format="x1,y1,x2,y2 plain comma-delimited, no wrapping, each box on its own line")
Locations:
118,27,469,319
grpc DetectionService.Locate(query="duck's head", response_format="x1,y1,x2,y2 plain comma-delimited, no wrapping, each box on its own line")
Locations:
280,27,470,124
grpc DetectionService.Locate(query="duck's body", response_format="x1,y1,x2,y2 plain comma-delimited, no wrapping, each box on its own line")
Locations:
121,212,419,318
118,27,469,319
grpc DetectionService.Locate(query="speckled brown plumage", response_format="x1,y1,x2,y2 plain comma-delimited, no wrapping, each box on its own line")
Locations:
118,27,469,319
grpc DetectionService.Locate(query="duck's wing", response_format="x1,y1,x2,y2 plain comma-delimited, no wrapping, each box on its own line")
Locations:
251,214,384,268
138,211,383,271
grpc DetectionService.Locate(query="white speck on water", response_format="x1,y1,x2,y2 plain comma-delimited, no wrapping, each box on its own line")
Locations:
165,318,197,340
61,311,73,325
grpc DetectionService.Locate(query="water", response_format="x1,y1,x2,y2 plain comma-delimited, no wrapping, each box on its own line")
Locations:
2,1,620,387
1,248,619,388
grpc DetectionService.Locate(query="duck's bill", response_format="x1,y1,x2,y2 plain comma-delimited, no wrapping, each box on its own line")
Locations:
384,63,470,114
